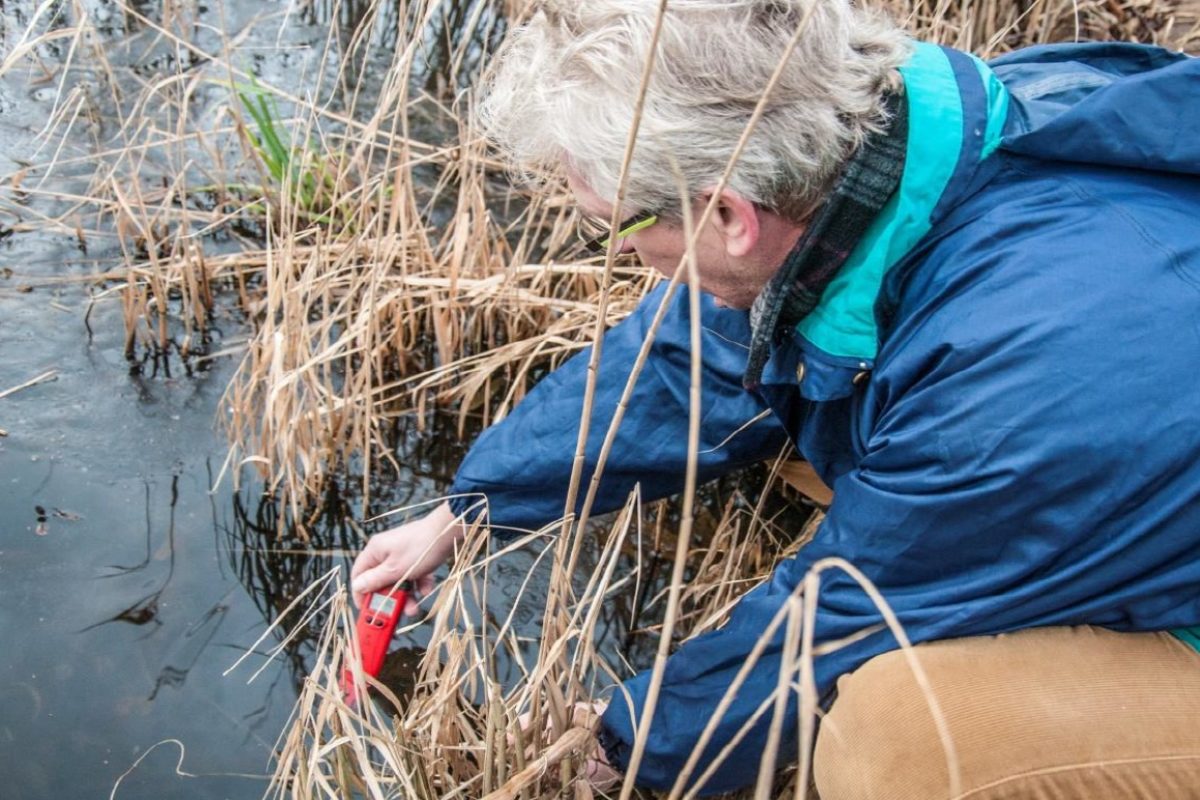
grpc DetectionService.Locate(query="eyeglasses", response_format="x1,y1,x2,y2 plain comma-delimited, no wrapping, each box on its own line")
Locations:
578,209,658,255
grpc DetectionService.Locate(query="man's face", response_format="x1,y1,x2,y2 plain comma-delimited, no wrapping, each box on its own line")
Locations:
566,168,802,311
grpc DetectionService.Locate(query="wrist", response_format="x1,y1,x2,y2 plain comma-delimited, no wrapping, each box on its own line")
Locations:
427,501,467,562
434,500,465,538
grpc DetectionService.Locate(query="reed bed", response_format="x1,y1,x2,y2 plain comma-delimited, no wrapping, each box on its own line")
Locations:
4,0,1198,798
267,485,829,800
2,0,1195,518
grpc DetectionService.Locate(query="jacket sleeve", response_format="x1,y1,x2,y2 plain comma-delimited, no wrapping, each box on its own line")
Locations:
597,436,1045,796
446,283,789,532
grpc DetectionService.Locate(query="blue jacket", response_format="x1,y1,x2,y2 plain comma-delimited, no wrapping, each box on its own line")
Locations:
449,42,1200,794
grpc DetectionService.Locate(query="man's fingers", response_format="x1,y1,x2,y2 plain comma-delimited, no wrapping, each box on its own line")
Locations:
350,565,395,609
401,574,438,617
508,705,621,791
349,544,383,608
349,541,381,581
585,758,621,790
352,567,436,617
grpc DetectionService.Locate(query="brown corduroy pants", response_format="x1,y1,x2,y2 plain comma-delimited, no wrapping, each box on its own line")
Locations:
814,626,1200,799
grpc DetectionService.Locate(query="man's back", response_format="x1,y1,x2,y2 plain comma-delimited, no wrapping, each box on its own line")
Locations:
832,148,1200,637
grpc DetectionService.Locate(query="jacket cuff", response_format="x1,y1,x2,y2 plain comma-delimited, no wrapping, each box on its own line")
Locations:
446,492,487,524
597,718,633,776
598,680,641,776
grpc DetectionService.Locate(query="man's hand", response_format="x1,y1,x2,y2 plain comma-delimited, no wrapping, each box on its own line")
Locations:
349,501,465,614
574,701,621,791
514,701,621,792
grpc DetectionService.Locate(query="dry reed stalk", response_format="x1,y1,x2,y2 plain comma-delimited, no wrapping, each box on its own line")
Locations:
0,369,59,400
516,3,676,793
875,0,1200,53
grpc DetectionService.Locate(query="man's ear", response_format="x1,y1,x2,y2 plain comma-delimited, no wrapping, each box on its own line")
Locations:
701,188,760,257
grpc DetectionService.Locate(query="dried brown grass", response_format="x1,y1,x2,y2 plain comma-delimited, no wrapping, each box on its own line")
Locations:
268,485,827,800
5,0,1198,798
3,0,1195,521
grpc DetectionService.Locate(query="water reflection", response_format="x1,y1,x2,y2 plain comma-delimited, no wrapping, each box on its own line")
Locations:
86,477,182,634
214,410,470,693
147,592,231,700
222,482,354,692
296,0,509,91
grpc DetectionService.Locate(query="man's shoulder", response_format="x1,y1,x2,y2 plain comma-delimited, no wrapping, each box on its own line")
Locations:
870,153,1200,424
888,154,1200,337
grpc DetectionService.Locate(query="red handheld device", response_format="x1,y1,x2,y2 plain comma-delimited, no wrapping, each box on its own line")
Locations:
342,583,408,704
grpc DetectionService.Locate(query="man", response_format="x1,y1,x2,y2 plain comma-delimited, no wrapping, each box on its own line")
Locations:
351,1,1200,796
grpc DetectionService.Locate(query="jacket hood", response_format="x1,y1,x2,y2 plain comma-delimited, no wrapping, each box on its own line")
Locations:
992,43,1200,176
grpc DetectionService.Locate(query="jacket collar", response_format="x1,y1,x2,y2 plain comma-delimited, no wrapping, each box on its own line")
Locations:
744,88,908,390
769,42,1010,401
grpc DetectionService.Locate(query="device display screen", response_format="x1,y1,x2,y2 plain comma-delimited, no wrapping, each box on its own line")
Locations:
369,594,398,615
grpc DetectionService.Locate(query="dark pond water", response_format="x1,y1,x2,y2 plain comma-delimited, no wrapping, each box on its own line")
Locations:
0,1,504,797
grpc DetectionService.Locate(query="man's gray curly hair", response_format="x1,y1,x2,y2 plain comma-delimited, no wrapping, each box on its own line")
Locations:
477,0,910,223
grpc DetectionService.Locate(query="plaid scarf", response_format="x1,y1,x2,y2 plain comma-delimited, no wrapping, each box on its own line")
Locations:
744,89,908,389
